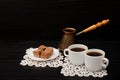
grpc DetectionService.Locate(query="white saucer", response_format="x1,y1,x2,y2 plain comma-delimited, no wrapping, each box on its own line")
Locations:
27,48,59,61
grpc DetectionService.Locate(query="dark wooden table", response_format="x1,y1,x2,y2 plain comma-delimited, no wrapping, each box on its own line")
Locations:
0,40,120,80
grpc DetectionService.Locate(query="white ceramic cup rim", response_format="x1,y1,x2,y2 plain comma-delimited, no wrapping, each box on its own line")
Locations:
67,44,88,52
85,49,105,58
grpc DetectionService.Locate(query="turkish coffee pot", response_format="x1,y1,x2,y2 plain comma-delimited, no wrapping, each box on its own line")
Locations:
58,19,110,52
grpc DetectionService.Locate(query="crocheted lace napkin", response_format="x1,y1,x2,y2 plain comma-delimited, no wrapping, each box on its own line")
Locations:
60,57,107,77
20,47,64,67
20,47,108,77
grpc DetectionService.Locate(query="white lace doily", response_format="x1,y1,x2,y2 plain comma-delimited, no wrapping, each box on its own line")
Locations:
20,48,64,68
20,47,108,77
60,57,108,78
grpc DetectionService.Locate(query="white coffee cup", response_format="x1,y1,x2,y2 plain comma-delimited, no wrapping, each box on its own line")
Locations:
85,49,109,71
64,44,88,65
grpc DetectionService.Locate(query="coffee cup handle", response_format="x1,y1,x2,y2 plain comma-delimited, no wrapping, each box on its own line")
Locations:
64,49,69,57
102,58,109,69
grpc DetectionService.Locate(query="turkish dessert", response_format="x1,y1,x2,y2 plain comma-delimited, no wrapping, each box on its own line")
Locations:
41,47,53,59
33,45,53,59
33,49,41,58
38,45,47,50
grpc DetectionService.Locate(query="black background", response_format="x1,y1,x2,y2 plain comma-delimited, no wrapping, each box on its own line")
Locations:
0,0,120,80
0,0,120,41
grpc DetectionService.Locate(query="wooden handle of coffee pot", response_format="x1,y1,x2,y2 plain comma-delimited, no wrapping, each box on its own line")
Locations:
83,19,109,33
76,19,110,36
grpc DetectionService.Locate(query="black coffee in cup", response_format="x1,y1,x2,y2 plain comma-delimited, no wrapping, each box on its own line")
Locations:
71,47,85,52
87,52,102,56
